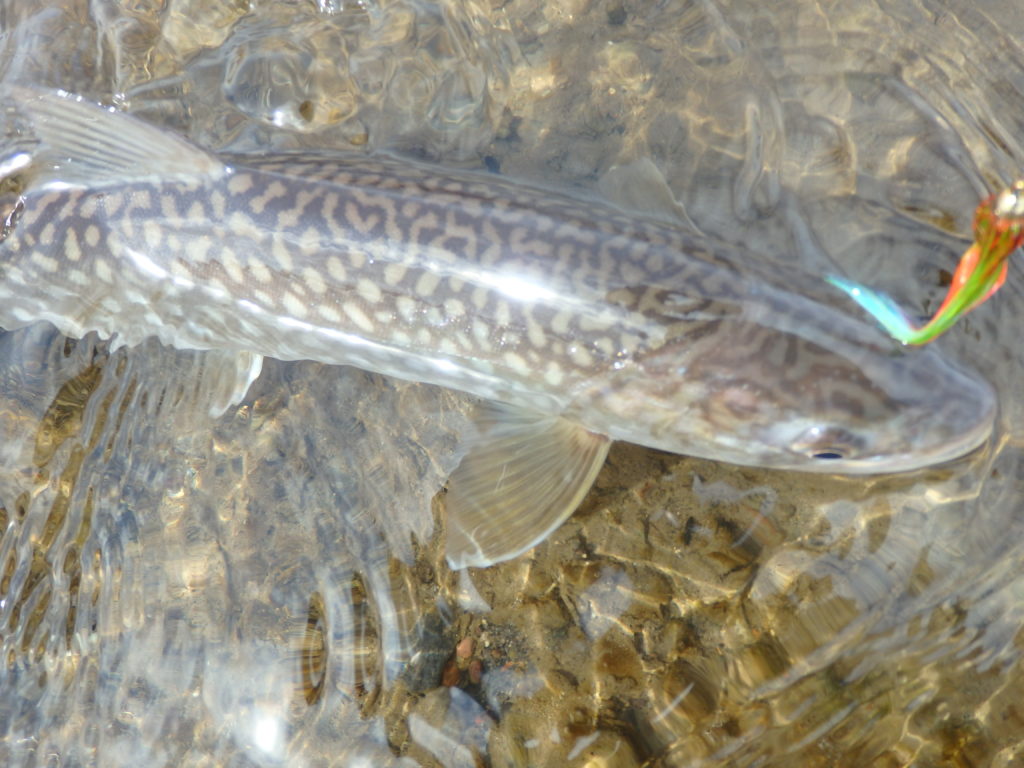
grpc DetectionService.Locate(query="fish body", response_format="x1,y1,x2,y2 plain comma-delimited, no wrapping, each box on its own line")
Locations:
0,89,997,566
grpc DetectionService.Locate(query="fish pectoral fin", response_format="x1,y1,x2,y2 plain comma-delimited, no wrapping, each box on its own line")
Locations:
598,157,700,231
443,403,610,569
4,86,224,187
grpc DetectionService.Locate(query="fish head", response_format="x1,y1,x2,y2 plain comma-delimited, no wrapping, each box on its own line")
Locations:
579,291,996,474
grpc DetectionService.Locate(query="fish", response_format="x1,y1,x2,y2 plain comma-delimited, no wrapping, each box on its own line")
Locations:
0,87,997,568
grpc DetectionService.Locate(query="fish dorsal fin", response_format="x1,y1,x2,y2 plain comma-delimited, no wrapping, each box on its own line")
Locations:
4,86,224,188
443,403,611,569
598,157,699,231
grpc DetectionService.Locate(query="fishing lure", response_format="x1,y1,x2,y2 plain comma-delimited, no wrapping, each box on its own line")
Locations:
828,180,1024,345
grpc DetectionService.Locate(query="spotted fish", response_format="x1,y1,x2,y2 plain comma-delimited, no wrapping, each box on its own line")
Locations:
0,88,996,567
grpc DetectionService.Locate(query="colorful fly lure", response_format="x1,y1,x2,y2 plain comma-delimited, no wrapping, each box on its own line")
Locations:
828,180,1024,345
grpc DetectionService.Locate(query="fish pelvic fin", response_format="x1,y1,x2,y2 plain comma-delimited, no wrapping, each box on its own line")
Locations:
201,350,264,418
443,402,611,569
3,86,224,189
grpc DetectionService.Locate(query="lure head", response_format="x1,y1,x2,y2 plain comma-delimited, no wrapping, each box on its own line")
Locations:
573,279,995,475
976,179,1024,257
990,179,1024,221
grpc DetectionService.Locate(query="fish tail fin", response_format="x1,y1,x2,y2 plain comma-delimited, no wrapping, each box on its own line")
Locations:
1,85,224,189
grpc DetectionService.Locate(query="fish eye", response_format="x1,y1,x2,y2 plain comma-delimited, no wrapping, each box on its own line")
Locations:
811,450,845,460
792,426,863,461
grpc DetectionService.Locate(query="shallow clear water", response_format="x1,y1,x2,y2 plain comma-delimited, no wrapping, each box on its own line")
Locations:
2,1,1024,766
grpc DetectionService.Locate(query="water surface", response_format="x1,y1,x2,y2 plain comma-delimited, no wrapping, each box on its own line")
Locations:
2,1,1024,766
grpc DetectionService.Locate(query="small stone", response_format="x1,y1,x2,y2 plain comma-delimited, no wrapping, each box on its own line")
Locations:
456,637,475,660
441,660,460,687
